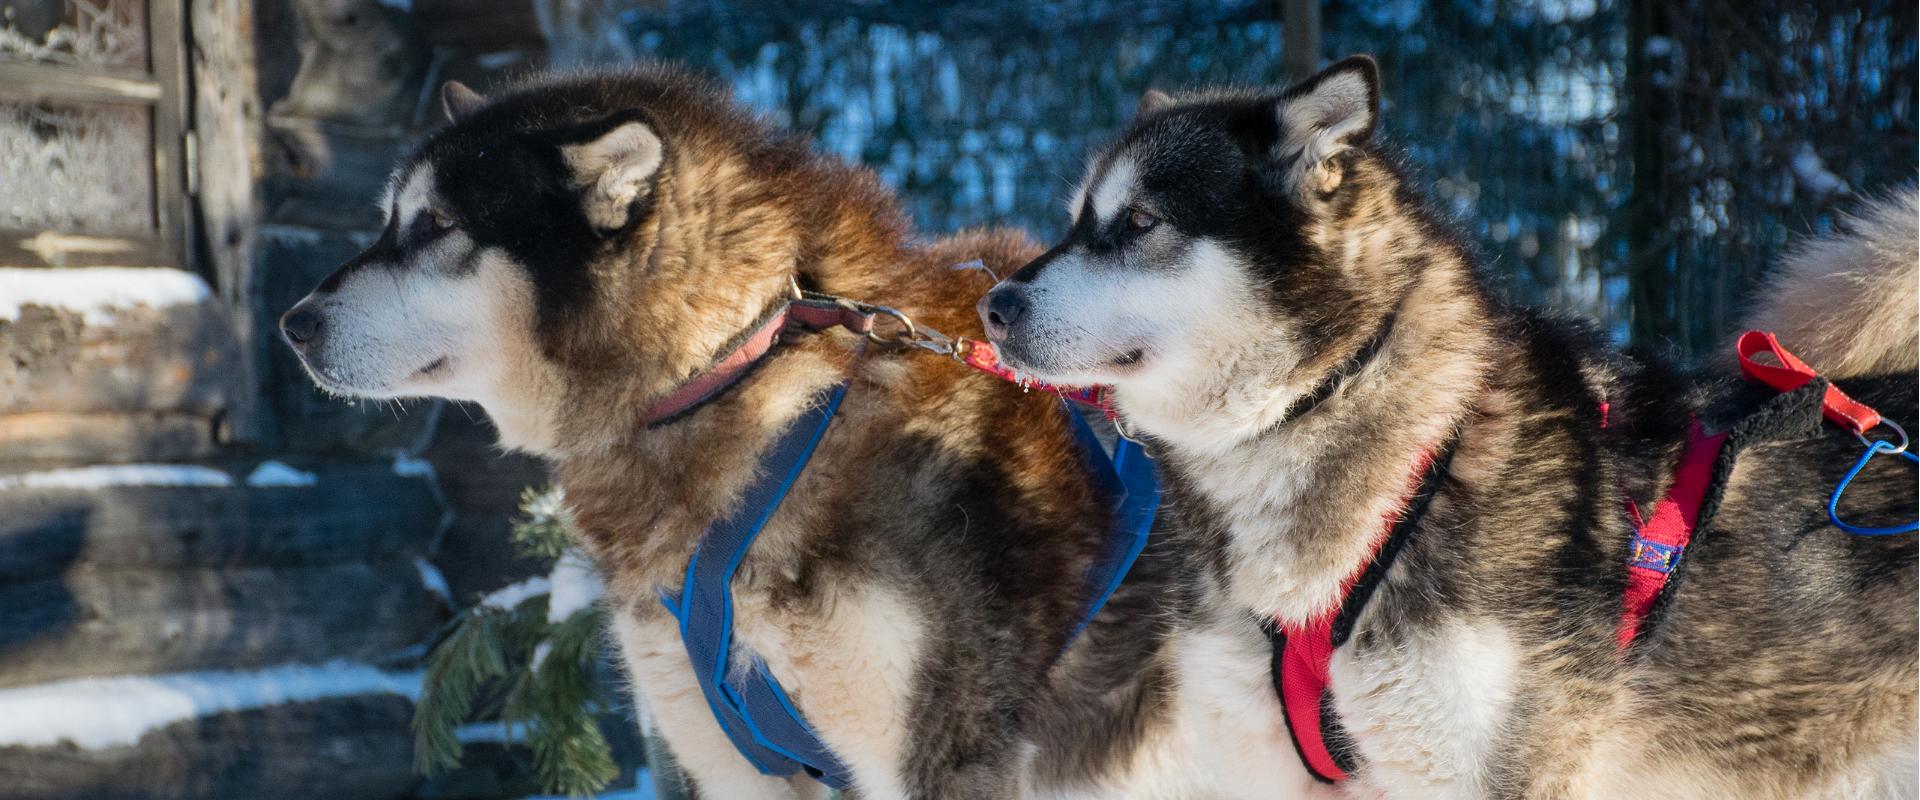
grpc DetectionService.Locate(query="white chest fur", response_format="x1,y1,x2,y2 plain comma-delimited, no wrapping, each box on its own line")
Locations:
1330,619,1519,799
610,577,926,800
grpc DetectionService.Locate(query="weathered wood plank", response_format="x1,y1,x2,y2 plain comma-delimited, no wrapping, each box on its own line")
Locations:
0,411,219,466
0,298,237,417
0,560,442,687
0,695,420,800
191,0,272,446
0,459,440,581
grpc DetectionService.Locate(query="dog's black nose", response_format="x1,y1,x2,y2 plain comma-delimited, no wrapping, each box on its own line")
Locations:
280,306,322,348
980,288,1029,339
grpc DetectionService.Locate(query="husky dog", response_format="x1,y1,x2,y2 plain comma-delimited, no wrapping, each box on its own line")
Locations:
983,55,1918,798
280,66,1318,798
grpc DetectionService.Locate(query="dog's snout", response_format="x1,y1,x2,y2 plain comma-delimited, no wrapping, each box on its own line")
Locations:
280,304,323,349
979,288,1029,339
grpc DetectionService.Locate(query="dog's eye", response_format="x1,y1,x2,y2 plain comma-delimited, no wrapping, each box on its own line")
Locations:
1126,209,1158,232
409,210,455,243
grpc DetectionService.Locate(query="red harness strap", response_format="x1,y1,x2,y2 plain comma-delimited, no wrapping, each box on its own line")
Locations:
1617,418,1728,649
1736,330,1883,435
1616,330,1889,648
1275,443,1448,783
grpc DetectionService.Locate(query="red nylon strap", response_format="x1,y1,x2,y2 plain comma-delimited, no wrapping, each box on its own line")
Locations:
1275,444,1443,783
640,299,876,426
960,340,1119,418
1617,417,1728,649
1736,330,1881,434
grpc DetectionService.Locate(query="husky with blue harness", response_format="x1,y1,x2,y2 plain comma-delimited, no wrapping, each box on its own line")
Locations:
278,65,1322,798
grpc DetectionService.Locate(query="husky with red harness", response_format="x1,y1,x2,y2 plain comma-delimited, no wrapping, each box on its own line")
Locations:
982,54,1917,798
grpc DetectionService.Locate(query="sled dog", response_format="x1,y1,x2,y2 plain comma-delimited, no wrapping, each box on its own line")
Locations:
281,65,1318,798
982,55,1918,799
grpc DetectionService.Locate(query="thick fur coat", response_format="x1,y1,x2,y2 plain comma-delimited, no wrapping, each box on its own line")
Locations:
985,55,1918,799
281,66,1319,799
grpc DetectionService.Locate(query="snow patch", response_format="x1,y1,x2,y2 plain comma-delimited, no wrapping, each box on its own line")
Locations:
0,661,422,750
455,720,534,744
414,557,454,607
392,454,436,479
547,552,604,623
244,460,317,488
0,267,212,326
0,464,233,491
479,577,551,611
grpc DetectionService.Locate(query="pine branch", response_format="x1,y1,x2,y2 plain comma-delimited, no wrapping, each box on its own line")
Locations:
414,484,620,797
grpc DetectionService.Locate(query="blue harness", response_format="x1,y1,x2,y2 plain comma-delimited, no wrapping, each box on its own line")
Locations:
659,384,1159,788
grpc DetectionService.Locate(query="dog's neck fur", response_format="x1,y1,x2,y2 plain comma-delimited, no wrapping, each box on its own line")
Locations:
484,144,937,592
1118,180,1496,625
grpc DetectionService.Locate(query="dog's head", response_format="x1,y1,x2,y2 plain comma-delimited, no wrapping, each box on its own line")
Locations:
280,69,801,452
980,57,1412,409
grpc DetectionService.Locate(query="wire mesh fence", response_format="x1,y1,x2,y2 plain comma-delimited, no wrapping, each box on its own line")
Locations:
615,0,1915,357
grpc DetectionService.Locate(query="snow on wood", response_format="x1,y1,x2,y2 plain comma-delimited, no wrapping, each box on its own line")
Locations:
415,557,455,607
479,576,551,611
0,661,422,750
0,267,213,326
244,460,318,487
0,464,233,491
455,720,534,744
393,453,436,479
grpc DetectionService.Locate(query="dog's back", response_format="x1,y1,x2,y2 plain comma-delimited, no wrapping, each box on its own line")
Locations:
1600,189,1920,798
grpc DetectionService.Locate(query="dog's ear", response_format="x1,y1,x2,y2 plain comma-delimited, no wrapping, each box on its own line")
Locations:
1273,55,1379,193
441,80,487,123
1136,88,1174,116
560,119,665,234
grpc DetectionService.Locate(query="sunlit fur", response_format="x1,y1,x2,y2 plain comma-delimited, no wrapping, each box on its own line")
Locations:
992,53,1918,799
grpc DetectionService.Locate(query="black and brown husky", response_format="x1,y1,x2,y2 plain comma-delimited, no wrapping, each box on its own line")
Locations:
279,65,1323,798
983,54,1918,799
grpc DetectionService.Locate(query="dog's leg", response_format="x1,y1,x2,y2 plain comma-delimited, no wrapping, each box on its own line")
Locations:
609,612,802,800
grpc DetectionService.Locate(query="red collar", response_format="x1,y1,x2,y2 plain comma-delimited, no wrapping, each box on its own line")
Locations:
639,296,881,426
643,287,1128,427
1274,436,1456,784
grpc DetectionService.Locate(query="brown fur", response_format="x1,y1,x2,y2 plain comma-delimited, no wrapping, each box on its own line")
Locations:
283,65,1224,798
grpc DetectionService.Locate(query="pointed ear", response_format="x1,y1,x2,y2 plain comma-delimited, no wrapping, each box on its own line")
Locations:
561,120,665,233
1274,55,1380,191
1136,88,1174,116
441,80,486,123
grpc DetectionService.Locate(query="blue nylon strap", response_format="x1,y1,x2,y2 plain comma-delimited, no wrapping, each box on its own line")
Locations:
1061,406,1161,645
660,382,855,788
659,392,1161,790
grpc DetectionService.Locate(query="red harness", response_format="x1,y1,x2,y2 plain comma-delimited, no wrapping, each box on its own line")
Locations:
1275,330,1888,784
1275,441,1452,783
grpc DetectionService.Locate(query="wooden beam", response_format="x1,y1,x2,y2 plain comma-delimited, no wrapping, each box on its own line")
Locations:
191,0,274,446
1281,0,1323,81
0,63,162,104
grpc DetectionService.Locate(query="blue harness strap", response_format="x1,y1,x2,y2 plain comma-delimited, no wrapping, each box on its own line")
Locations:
660,390,1158,789
659,382,855,788
1062,407,1161,644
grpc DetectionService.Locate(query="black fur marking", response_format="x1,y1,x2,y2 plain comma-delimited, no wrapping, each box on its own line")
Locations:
1331,431,1461,648
1266,309,1400,435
